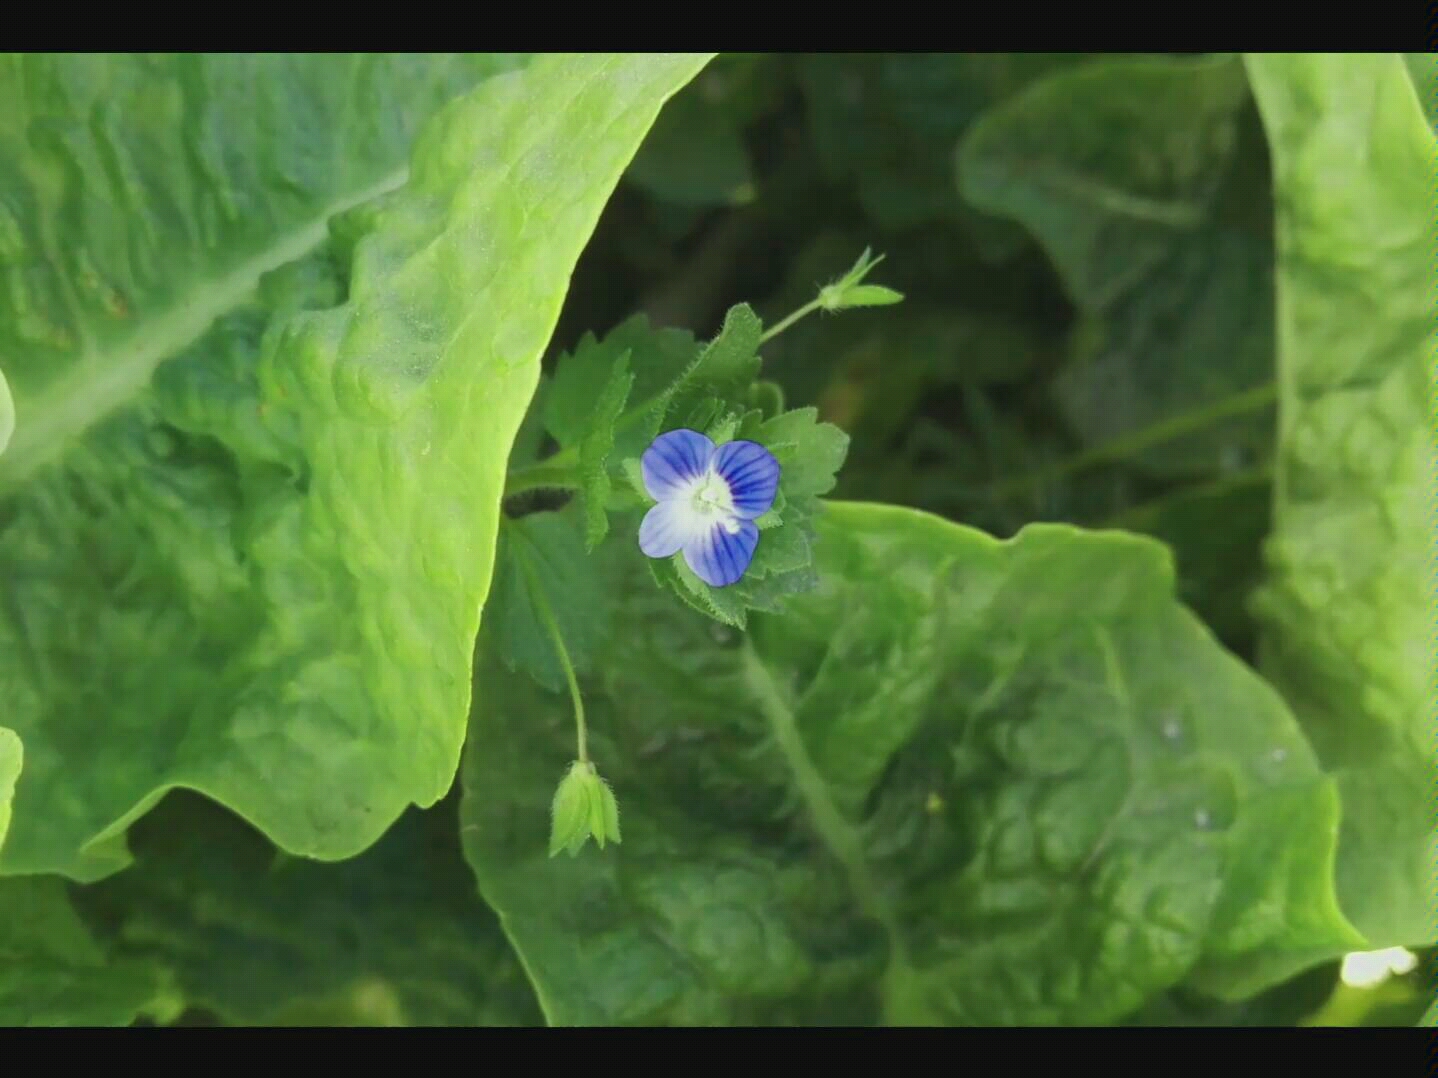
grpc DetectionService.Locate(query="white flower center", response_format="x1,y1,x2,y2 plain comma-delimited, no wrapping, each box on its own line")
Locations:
690,470,736,521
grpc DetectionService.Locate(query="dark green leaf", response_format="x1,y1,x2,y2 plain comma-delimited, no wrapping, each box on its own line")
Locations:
461,501,1356,1025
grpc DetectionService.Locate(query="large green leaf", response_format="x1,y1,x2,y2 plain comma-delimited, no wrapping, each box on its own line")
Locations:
959,54,1277,478
1245,53,1437,948
0,53,523,480
461,501,1357,1025
0,53,712,880
73,792,542,1026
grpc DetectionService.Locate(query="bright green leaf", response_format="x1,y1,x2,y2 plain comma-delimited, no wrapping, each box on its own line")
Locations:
0,52,713,879
1245,52,1437,949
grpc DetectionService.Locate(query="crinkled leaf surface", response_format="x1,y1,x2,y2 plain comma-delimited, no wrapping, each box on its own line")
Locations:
461,501,1355,1025
1245,53,1438,949
959,54,1277,478
0,52,712,879
73,792,542,1026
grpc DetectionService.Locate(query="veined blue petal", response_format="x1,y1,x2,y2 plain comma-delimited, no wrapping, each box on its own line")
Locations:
641,428,715,501
712,439,781,520
683,517,760,588
638,499,708,559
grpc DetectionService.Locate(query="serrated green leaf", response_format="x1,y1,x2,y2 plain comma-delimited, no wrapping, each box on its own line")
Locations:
1245,53,1437,950
664,303,765,423
579,352,634,547
462,501,1356,1025
743,406,850,502
518,315,704,502
0,53,713,879
72,791,542,1026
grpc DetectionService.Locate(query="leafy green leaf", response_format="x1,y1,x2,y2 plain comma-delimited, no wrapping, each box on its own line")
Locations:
461,501,1356,1025
72,792,542,1026
959,54,1277,478
1101,472,1272,657
0,876,168,1026
0,53,713,880
1245,53,1437,949
578,353,635,547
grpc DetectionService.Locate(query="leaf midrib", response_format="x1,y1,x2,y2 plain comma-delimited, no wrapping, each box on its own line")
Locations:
0,168,409,489
738,641,909,966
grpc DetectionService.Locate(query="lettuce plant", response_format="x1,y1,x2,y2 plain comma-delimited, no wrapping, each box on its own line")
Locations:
0,51,1431,1028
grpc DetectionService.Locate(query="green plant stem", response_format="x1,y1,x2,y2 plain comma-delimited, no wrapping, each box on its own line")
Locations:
971,380,1280,503
504,460,582,498
758,296,824,344
514,537,588,763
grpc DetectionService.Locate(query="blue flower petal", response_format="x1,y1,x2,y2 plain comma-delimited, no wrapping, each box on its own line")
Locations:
641,428,716,501
712,439,781,520
682,518,760,588
638,500,698,559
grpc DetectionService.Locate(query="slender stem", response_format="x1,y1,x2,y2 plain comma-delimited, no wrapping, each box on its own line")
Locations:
970,380,1280,502
504,459,583,499
514,536,588,763
758,296,824,344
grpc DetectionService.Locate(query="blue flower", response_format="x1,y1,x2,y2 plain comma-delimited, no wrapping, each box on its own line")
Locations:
637,428,781,588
